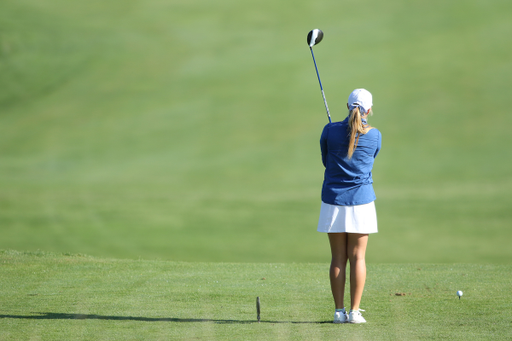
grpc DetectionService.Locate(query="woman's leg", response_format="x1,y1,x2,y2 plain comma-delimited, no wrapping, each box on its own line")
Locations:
347,233,369,311
328,233,348,309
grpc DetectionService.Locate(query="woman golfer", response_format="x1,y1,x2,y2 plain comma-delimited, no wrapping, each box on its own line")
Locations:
317,88,381,324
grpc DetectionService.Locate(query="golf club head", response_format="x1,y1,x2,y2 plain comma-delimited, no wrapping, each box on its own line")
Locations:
307,29,324,48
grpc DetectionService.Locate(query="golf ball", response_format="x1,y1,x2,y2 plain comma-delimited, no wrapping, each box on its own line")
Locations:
457,290,463,297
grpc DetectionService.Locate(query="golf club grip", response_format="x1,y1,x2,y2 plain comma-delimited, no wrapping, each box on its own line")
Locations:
321,90,332,123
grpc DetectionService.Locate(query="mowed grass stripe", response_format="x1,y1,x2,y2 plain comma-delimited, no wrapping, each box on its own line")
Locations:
1,251,511,340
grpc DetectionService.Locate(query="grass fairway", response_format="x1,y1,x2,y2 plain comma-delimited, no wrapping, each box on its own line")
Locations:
2,2,511,339
1,251,511,340
1,0,512,263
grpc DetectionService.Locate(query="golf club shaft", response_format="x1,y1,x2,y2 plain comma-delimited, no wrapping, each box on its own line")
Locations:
310,47,332,123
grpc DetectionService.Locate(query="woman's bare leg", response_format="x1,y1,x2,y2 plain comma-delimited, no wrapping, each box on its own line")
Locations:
328,233,348,310
347,233,369,311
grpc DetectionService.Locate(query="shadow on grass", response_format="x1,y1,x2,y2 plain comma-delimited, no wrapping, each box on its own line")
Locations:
0,313,331,324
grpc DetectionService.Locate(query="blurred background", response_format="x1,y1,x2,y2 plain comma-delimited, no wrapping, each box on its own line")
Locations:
1,0,511,263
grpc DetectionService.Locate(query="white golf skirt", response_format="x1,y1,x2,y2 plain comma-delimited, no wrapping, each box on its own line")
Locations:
317,201,378,234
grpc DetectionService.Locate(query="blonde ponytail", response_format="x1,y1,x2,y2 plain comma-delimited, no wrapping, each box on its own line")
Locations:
347,107,373,159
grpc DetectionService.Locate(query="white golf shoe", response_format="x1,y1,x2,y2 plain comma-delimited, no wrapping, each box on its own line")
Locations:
348,309,366,324
333,309,348,323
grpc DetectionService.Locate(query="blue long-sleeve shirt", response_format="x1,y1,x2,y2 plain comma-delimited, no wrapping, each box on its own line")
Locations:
320,117,382,206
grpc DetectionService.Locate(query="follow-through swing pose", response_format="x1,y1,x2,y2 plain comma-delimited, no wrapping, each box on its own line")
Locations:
317,89,382,324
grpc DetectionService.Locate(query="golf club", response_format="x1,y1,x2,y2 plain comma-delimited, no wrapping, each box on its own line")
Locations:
307,29,331,123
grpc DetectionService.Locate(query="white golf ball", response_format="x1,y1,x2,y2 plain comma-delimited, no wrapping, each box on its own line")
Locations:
457,290,463,297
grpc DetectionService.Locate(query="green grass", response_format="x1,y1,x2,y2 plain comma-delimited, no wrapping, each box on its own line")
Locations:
2,2,511,339
1,0,512,263
1,251,511,340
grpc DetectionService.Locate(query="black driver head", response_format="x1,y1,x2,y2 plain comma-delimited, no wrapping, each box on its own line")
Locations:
307,29,324,47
